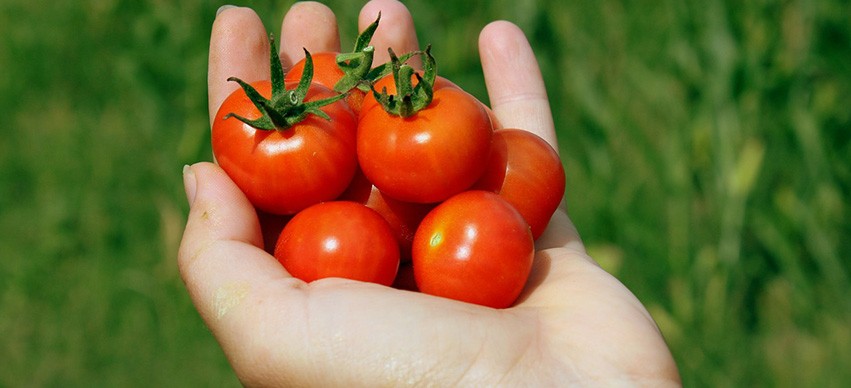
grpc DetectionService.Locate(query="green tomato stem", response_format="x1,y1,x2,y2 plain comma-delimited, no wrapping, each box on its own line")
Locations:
371,45,437,118
332,13,381,94
223,35,345,131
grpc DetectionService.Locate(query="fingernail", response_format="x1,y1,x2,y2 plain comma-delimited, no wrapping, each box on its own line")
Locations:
216,5,237,17
183,165,197,207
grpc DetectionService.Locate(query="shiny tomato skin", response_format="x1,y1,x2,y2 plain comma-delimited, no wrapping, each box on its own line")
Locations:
274,201,400,286
473,129,565,240
412,190,534,309
212,80,357,215
286,52,365,113
357,75,493,204
339,169,435,261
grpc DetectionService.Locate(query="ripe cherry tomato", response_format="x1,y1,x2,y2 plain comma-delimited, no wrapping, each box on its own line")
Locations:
412,190,534,308
212,81,357,215
473,129,565,240
340,169,434,261
357,51,492,204
275,201,400,286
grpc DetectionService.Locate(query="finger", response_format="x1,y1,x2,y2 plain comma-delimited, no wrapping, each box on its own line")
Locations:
479,21,558,150
279,1,341,70
178,162,290,326
208,6,270,125
359,0,422,68
478,22,584,252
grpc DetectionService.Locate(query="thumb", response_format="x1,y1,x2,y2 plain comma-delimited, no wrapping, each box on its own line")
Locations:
178,162,287,324
180,162,264,253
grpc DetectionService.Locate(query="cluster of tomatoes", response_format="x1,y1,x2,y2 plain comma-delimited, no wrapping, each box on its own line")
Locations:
211,17,565,308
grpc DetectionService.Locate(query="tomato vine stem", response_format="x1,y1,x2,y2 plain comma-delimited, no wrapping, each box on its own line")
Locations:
333,13,381,94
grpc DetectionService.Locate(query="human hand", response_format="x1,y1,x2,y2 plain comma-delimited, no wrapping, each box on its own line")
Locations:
181,0,681,386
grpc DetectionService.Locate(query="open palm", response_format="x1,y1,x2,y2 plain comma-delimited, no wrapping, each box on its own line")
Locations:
179,1,680,386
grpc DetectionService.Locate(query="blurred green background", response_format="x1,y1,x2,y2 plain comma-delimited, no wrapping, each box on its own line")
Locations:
1,0,848,386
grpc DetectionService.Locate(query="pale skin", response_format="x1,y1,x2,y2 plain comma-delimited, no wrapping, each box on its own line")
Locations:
180,0,682,386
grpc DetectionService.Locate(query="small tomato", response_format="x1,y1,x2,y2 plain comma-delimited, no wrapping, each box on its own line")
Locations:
212,40,357,215
275,201,400,286
412,190,534,308
473,129,565,239
357,48,492,203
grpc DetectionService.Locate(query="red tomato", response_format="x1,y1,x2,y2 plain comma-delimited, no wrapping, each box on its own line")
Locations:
275,201,400,285
212,80,357,215
412,190,534,308
473,129,565,240
339,169,434,261
357,73,493,204
286,53,366,113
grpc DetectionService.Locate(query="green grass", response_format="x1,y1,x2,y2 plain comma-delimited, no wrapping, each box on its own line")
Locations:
1,0,849,386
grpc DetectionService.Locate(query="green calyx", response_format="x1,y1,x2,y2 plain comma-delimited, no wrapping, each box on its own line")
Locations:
331,13,422,99
332,13,381,94
224,35,345,131
371,45,437,118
